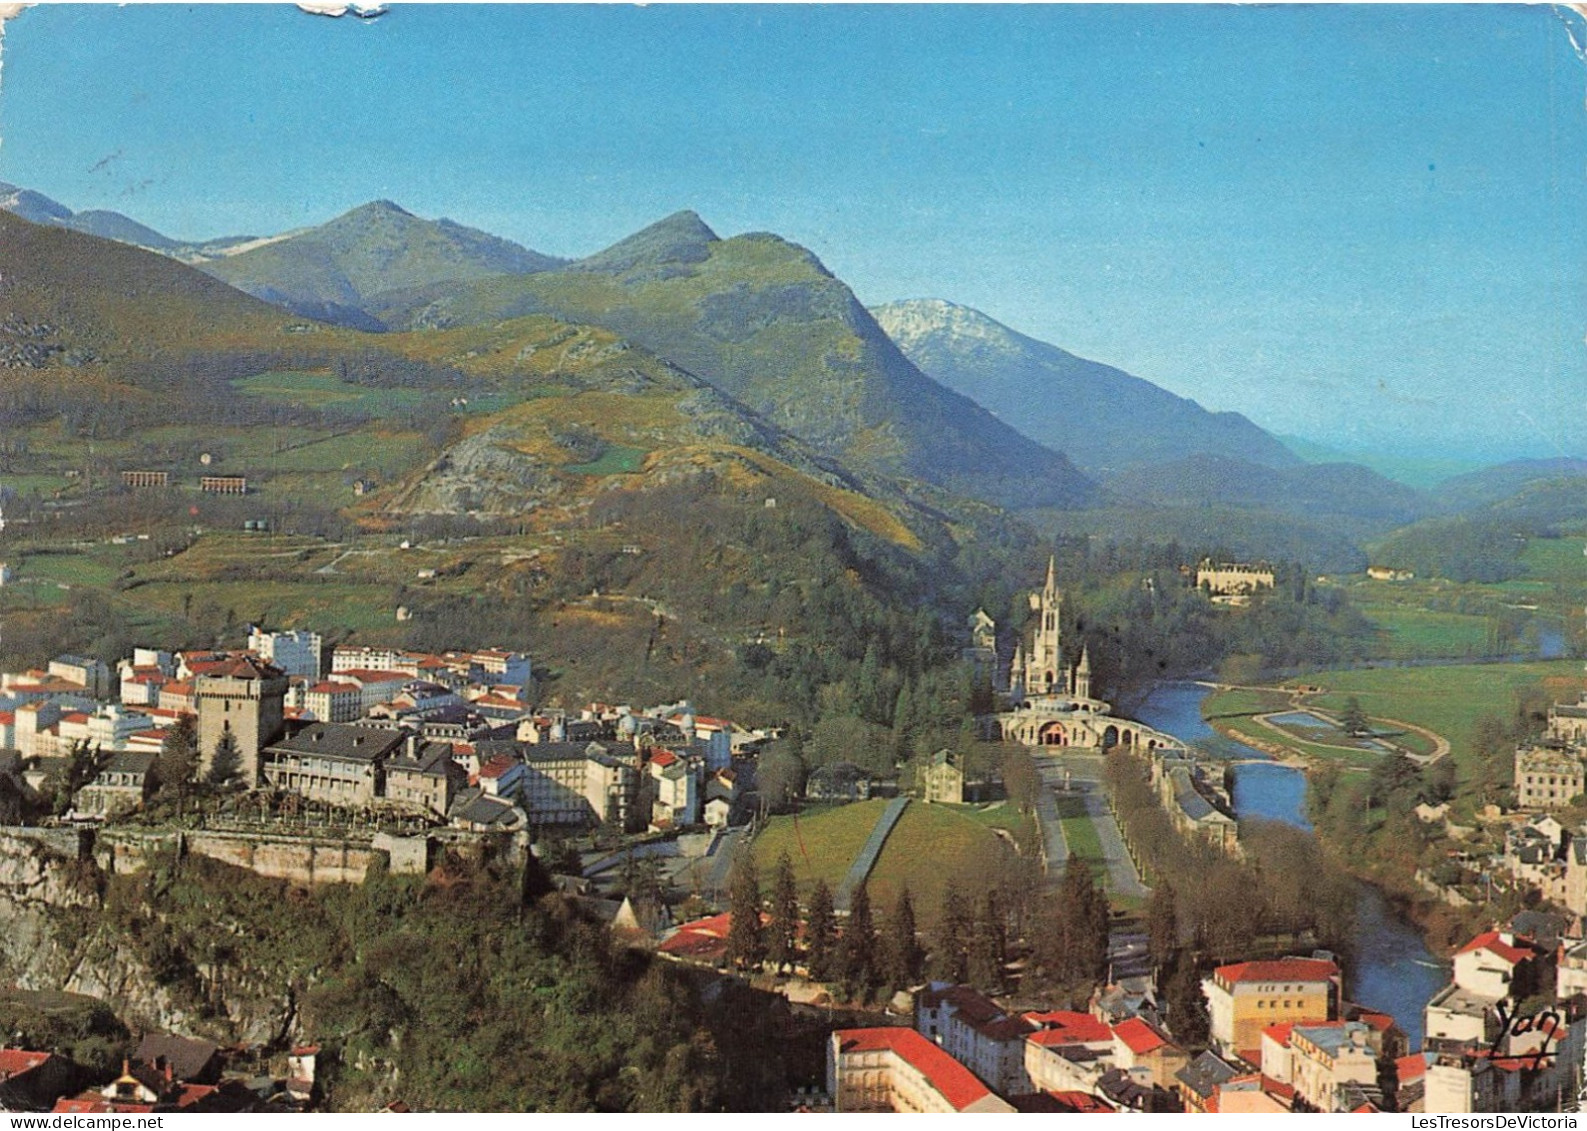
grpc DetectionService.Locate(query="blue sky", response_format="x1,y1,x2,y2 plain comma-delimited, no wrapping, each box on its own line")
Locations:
0,4,1582,460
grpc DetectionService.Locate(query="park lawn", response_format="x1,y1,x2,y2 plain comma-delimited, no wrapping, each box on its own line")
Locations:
866,802,1007,929
1051,793,1113,886
946,801,1034,837
1293,660,1584,780
1204,688,1291,718
753,798,889,897
1212,713,1383,768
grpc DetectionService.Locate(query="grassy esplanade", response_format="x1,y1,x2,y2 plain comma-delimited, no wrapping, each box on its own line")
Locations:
753,798,1013,929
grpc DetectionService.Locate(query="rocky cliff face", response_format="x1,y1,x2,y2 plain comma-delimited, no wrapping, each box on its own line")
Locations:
0,832,296,1045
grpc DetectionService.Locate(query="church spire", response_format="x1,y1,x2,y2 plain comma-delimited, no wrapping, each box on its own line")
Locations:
1045,554,1057,595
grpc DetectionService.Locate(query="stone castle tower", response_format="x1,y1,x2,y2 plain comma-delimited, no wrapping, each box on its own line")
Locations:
195,655,288,788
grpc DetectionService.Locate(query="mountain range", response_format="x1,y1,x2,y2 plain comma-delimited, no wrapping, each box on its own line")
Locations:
0,181,257,260
871,298,1299,474
5,182,1582,573
372,210,1098,510
200,200,567,332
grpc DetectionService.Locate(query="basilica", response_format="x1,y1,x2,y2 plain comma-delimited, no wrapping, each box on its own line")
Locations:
996,558,1177,751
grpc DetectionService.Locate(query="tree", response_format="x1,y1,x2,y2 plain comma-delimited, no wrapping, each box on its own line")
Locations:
1051,863,1108,987
725,852,765,971
768,852,801,971
158,714,199,801
1423,756,1456,805
1001,746,1040,816
1340,696,1370,738
967,890,1007,994
806,879,838,981
757,742,806,815
206,726,241,788
837,881,879,1001
882,885,923,992
1147,881,1179,967
932,880,971,983
1163,951,1210,1049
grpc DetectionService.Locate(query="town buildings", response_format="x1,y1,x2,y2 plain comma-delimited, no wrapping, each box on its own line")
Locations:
1201,956,1341,1061
827,1028,1016,1113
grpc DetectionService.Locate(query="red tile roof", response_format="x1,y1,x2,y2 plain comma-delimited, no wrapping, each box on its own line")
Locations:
0,1049,51,1077
835,1028,995,1112
1047,1090,1114,1113
339,669,406,684
1260,1076,1296,1101
658,911,765,961
1396,1053,1433,1085
53,1094,154,1114
478,756,518,780
1025,1010,1114,1045
1214,958,1339,985
0,712,14,725
1455,930,1538,966
1113,1017,1169,1055
650,750,680,768
1262,1022,1297,1047
196,655,284,680
307,681,359,695
61,712,90,724
175,1083,217,1108
1354,1010,1397,1033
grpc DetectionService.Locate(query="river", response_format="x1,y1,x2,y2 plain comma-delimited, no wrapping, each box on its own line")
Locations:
1132,681,1448,1049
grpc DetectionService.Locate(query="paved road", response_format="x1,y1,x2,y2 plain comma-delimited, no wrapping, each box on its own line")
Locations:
1032,751,1150,900
1032,765,1070,885
835,796,911,911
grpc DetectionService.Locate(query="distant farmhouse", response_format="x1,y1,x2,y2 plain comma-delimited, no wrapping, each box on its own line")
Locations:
1367,566,1415,582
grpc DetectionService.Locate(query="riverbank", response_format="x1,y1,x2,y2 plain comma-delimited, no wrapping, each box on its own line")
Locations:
1196,689,1497,957
1132,681,1448,1047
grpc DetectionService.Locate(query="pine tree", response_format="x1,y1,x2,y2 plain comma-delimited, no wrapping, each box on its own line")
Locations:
891,682,917,764
725,852,765,971
968,890,1007,994
1147,881,1179,967
1341,696,1370,738
1055,863,1108,986
158,713,199,800
883,885,923,991
1163,951,1210,1049
206,727,241,787
768,851,801,971
837,881,879,1001
932,880,971,983
806,879,838,981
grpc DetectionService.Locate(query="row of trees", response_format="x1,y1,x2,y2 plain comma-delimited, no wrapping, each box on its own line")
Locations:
1104,751,1358,961
724,852,927,1003
723,846,1110,1007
